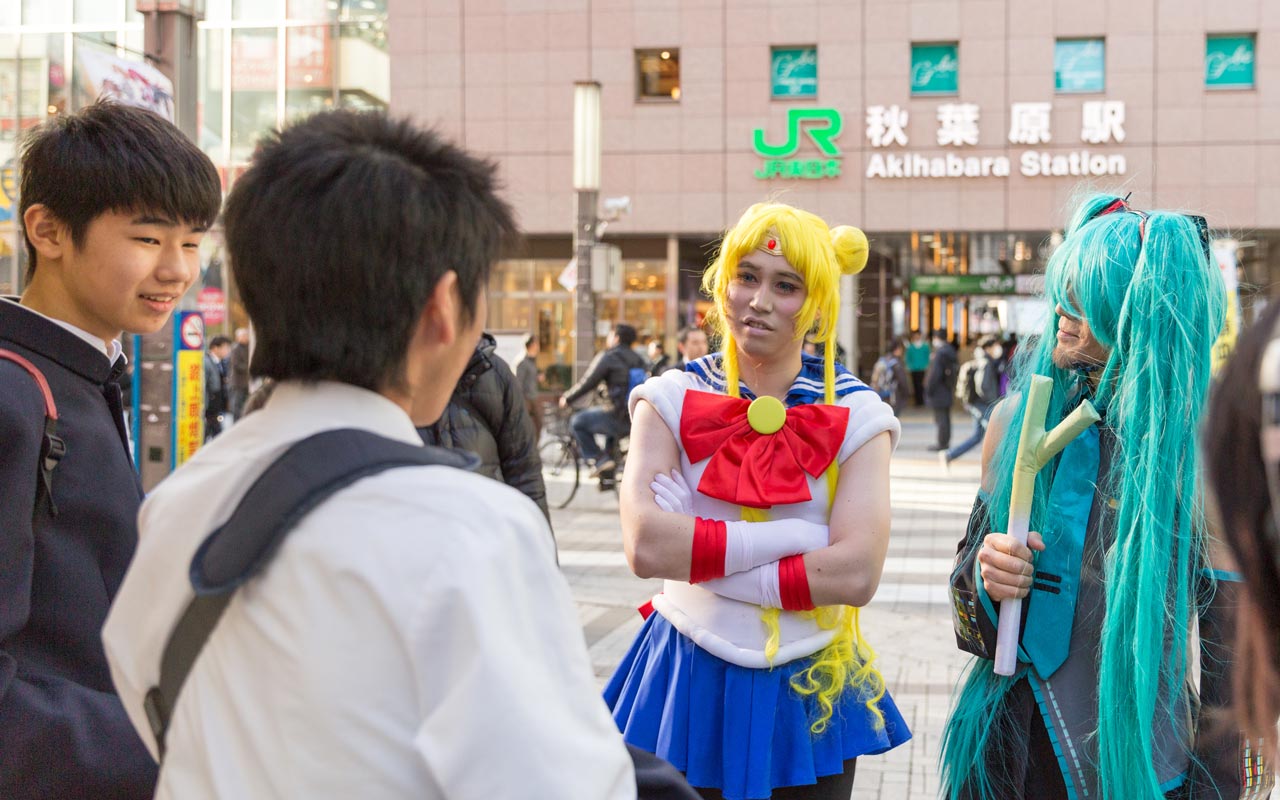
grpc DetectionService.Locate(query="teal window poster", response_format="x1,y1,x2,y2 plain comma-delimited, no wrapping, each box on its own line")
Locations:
1055,39,1105,93
771,47,818,98
910,43,958,96
1205,35,1255,89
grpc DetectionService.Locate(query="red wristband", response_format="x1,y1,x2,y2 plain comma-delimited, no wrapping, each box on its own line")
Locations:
689,517,728,584
778,554,815,610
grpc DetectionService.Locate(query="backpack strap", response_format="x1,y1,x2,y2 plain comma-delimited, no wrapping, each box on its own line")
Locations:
143,427,479,759
0,348,66,518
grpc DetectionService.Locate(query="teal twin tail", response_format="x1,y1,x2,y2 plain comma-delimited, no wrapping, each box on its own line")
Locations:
939,193,1227,799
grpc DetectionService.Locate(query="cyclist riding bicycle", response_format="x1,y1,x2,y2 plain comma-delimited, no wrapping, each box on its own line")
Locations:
559,323,647,481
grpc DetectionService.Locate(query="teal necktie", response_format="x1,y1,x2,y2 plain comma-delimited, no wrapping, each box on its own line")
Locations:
1021,425,1100,679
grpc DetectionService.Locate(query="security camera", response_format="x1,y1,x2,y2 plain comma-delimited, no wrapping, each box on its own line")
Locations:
602,196,632,218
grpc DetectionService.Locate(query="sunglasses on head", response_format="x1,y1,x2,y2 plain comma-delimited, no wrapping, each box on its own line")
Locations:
1087,194,1213,263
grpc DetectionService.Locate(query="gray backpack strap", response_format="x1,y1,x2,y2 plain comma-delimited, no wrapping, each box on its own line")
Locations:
143,428,478,759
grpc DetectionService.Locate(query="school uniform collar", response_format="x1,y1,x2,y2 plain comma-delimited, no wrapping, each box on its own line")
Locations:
0,296,125,384
684,352,870,408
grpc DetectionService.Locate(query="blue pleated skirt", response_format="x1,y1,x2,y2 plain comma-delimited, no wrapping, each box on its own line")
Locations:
604,612,911,800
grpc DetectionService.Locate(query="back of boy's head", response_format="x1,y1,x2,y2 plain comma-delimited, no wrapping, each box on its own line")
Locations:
224,111,516,392
19,100,221,280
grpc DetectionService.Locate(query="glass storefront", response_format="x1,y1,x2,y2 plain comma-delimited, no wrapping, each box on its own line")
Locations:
0,0,389,323
490,253,673,389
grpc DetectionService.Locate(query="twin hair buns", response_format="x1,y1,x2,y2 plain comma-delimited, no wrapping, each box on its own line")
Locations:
829,225,869,277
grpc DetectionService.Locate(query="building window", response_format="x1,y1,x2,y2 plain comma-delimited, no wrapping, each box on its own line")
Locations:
771,46,817,99
1054,38,1105,93
910,43,958,96
636,49,680,101
1206,34,1255,89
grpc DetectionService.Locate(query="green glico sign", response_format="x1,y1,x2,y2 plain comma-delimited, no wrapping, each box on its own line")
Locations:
753,108,843,180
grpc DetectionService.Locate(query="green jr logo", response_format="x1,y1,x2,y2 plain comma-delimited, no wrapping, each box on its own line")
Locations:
753,108,842,157
752,108,843,180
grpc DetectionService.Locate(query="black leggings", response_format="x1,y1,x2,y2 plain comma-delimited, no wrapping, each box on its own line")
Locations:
694,759,856,800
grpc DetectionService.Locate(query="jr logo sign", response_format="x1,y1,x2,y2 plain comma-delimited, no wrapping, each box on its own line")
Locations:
753,108,843,180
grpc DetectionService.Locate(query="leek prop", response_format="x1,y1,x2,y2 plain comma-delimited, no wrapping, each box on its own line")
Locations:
993,375,1100,676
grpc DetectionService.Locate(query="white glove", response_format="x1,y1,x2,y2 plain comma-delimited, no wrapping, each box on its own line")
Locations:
652,468,828,578
701,563,782,608
723,518,828,575
650,469,693,514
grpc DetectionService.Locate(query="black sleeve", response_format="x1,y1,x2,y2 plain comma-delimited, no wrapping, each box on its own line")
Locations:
488,357,551,523
0,378,156,798
949,494,1003,660
563,351,609,405
627,744,700,800
1188,574,1274,799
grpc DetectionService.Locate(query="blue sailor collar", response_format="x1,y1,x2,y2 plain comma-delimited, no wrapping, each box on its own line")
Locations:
684,352,871,408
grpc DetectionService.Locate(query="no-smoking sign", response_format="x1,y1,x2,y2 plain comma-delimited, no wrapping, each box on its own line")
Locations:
179,313,205,350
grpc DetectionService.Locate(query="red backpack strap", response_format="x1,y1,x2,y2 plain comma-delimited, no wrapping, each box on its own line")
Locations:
0,348,58,420
0,348,65,517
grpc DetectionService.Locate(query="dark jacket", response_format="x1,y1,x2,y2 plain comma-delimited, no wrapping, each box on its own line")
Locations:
227,341,250,392
419,334,550,522
0,300,156,798
204,351,226,419
924,341,959,408
563,344,647,430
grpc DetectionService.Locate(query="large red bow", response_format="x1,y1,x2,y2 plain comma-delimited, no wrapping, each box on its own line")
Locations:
680,390,849,509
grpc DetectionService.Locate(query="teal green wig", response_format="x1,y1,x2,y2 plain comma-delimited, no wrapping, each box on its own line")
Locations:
940,193,1226,799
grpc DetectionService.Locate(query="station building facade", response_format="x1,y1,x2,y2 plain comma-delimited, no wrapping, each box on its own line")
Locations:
388,0,1280,379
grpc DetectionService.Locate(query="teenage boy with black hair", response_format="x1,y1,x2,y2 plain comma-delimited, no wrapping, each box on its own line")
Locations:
0,101,221,798
102,111,646,798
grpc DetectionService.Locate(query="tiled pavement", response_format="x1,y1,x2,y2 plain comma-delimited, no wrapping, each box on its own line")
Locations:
551,407,980,800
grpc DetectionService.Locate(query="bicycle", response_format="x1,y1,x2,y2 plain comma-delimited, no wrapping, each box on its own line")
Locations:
539,406,581,509
539,405,628,509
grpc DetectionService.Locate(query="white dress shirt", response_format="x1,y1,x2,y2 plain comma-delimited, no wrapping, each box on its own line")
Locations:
103,380,636,800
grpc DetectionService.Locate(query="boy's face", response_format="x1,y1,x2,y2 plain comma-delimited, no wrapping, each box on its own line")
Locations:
47,209,204,341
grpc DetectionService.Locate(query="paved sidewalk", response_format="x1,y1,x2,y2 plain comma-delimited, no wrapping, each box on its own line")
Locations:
552,406,979,800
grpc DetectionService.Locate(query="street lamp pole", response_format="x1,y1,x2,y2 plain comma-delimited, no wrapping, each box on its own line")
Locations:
572,81,601,383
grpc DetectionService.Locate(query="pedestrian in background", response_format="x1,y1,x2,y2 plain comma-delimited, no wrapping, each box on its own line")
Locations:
1203,302,1280,763
0,100,221,799
905,330,930,407
870,338,910,415
942,194,1255,799
939,334,1004,468
648,338,675,375
674,325,709,371
560,322,647,480
923,328,958,451
420,331,550,523
227,326,251,419
204,334,232,440
514,332,542,441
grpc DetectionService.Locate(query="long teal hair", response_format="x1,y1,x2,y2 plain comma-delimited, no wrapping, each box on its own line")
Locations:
940,193,1226,799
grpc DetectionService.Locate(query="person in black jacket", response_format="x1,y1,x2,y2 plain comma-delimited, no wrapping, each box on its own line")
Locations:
0,101,221,798
204,334,232,440
923,328,959,451
560,322,647,478
419,332,550,522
